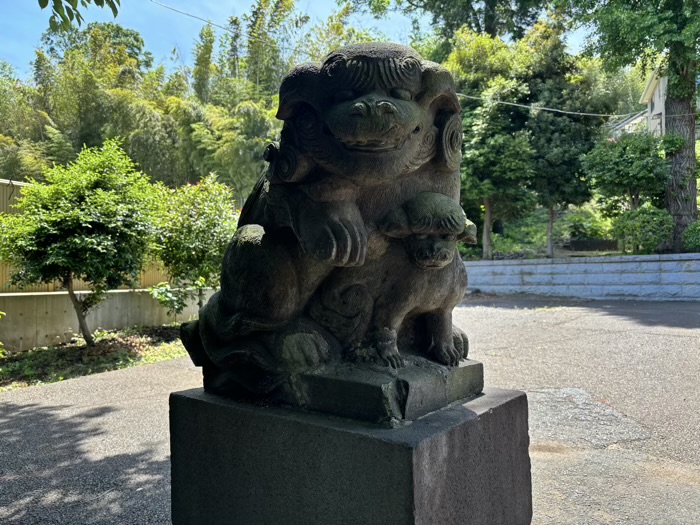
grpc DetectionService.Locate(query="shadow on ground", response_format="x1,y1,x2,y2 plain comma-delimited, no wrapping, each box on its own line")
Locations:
0,402,170,524
462,294,700,330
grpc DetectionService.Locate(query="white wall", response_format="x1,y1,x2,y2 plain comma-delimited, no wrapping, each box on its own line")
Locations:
465,254,700,301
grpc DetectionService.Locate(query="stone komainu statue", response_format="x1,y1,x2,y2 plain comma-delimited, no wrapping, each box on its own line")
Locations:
181,43,476,397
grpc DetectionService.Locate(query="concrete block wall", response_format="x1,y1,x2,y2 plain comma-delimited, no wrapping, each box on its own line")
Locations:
464,254,700,301
0,289,213,352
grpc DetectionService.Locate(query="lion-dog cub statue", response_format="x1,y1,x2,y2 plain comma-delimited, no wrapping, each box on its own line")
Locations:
310,192,477,369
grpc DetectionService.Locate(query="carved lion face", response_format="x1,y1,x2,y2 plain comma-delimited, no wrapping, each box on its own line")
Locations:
274,44,462,185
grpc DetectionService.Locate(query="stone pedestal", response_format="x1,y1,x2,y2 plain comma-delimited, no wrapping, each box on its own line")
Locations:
170,387,532,525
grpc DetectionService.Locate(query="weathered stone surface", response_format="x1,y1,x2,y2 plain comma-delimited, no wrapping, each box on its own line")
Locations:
179,43,481,409
170,387,532,525
271,358,484,425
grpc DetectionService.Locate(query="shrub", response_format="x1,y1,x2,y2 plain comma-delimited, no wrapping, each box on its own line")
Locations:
581,131,670,217
682,221,700,252
150,174,239,314
560,207,612,240
0,140,155,346
613,206,674,254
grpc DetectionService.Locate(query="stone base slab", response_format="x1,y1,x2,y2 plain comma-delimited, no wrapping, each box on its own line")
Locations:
170,387,532,525
273,357,484,425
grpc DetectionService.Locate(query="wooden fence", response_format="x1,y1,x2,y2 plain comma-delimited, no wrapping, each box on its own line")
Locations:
0,178,28,214
0,178,171,293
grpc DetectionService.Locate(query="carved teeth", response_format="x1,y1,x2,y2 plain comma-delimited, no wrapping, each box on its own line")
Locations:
339,135,409,152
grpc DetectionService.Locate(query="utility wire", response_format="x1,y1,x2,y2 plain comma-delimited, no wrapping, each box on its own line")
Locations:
148,0,236,35
147,0,700,122
457,93,700,120
148,0,298,54
456,93,641,119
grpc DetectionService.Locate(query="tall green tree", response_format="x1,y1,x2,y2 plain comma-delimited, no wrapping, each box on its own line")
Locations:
243,0,305,97
41,22,152,71
447,30,536,259
564,0,700,250
193,24,216,104
345,0,543,38
0,140,154,345
519,22,609,257
189,102,281,196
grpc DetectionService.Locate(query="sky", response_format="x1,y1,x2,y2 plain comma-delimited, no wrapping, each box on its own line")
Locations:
0,0,586,78
0,0,426,77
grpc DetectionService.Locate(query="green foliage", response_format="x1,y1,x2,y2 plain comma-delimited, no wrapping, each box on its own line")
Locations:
463,205,613,258
38,0,120,31
299,3,384,62
682,221,700,252
0,139,154,308
560,206,612,240
612,206,674,254
447,22,625,259
0,62,47,142
41,22,152,71
0,325,185,391
150,175,239,314
520,22,608,212
193,24,216,104
581,131,670,216
190,102,281,196
0,138,49,182
453,31,536,212
564,0,700,251
346,0,543,38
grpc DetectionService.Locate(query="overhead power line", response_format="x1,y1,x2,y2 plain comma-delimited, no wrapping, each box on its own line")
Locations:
148,0,236,35
148,0,699,122
457,93,700,120
456,93,641,119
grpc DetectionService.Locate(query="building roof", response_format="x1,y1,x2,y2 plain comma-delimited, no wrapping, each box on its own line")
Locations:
640,68,661,104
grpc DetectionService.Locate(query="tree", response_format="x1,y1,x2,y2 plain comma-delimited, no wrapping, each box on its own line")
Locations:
189,101,281,197
581,131,671,216
150,175,239,313
447,30,536,259
243,0,304,97
41,22,152,71
518,22,608,257
0,140,154,345
38,0,120,31
565,0,700,250
460,78,537,260
193,24,216,104
346,0,543,38
299,3,383,62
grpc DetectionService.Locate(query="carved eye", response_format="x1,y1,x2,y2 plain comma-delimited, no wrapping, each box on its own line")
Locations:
414,233,429,240
442,234,456,241
334,90,356,103
390,88,412,101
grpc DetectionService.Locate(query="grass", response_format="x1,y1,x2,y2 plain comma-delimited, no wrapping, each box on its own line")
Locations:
0,325,188,392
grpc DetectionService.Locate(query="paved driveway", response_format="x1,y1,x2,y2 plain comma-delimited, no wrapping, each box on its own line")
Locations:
0,295,698,524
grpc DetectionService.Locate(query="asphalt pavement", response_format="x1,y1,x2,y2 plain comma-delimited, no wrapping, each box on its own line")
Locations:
0,295,698,524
